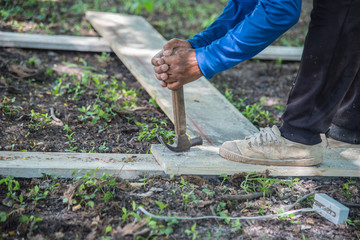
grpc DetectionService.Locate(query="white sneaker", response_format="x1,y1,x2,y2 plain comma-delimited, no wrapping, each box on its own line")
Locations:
321,134,360,148
219,126,323,166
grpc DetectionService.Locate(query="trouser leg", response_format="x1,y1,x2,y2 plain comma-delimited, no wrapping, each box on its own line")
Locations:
280,0,360,145
328,69,360,144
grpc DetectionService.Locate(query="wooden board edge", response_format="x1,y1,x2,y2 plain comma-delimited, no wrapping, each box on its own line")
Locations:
0,31,112,52
0,151,164,179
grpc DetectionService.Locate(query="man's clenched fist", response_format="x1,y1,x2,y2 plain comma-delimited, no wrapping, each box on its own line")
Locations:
151,38,203,90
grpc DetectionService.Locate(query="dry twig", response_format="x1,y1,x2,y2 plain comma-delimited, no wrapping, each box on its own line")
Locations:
49,107,64,126
62,180,82,210
112,218,148,240
220,189,275,201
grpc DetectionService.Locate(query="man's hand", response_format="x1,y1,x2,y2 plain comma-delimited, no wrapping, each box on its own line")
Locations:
158,47,203,90
151,38,192,87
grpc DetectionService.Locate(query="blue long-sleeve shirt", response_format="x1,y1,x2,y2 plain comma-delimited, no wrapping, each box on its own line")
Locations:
187,0,302,79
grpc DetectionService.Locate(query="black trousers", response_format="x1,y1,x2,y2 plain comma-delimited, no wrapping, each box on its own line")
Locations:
280,0,360,145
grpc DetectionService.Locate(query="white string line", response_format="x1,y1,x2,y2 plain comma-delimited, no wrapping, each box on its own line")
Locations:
138,207,315,221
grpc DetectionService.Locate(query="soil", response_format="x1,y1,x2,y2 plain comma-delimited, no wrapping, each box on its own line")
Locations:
0,174,359,239
1,0,360,239
0,48,173,154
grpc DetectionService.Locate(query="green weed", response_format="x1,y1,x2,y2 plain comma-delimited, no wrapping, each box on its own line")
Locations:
220,173,230,186
202,189,214,198
149,97,159,108
64,132,78,152
29,185,49,206
238,172,296,197
74,76,138,125
0,176,25,206
148,218,175,237
121,203,142,222
29,110,52,131
25,56,38,67
155,200,168,214
225,89,275,126
78,104,114,124
124,0,155,15
346,218,360,231
99,142,109,152
343,180,357,198
274,104,285,111
65,169,129,210
185,223,198,240
231,219,243,233
63,124,71,132
96,52,112,63
0,96,19,116
19,215,43,232
45,68,55,77
138,175,149,188
0,211,7,222
137,118,174,142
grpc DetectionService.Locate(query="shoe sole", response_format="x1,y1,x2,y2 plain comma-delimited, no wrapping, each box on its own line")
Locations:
327,139,360,148
321,134,360,148
219,148,323,166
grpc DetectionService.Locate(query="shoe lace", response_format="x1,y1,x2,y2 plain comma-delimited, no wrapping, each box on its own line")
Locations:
246,127,280,147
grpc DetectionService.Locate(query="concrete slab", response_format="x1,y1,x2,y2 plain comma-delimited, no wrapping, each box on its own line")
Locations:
151,144,360,177
0,151,164,179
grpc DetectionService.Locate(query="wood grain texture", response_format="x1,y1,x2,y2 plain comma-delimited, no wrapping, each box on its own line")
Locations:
151,144,360,177
0,151,163,179
255,46,303,61
0,32,303,60
0,31,112,52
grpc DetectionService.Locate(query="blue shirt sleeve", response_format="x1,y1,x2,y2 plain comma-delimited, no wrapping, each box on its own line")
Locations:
187,0,258,48
189,0,301,79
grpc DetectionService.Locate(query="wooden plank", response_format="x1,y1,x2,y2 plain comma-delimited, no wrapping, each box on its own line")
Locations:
151,145,360,177
0,151,164,179
85,11,258,146
0,31,303,60
0,31,112,52
255,46,303,61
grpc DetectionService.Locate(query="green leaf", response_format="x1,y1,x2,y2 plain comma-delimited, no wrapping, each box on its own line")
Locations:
132,201,137,211
88,201,95,208
164,227,173,235
19,215,29,223
0,212,7,222
103,192,113,201
143,1,154,13
105,225,112,234
155,200,168,211
34,217,43,222
129,212,141,220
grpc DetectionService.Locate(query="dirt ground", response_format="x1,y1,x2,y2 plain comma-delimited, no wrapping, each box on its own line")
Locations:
0,47,174,154
1,0,360,239
0,173,359,239
0,47,359,239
